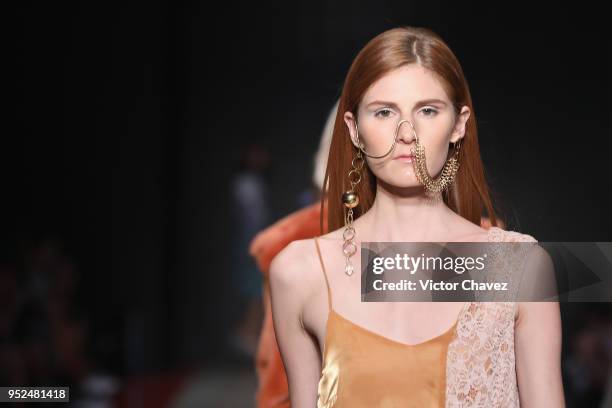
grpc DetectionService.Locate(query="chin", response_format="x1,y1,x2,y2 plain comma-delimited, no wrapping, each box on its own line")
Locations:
380,176,421,190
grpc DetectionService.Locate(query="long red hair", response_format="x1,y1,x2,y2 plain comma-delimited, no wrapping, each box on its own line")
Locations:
320,26,501,233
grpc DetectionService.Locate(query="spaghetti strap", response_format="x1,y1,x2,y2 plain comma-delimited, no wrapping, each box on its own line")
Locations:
313,237,333,311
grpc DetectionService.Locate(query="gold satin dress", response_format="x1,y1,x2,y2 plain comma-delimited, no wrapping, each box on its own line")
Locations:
314,237,466,408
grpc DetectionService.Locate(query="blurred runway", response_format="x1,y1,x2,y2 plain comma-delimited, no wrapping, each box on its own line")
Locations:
171,367,257,408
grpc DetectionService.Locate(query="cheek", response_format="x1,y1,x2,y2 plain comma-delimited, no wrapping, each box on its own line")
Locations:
417,117,454,159
360,124,390,147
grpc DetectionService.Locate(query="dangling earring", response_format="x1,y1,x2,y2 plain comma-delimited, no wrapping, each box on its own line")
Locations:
341,141,365,276
412,134,462,193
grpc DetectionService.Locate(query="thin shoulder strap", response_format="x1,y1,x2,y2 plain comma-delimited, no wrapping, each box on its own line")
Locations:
313,237,333,311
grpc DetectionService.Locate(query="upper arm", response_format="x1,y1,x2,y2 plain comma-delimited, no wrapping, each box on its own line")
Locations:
515,301,565,407
514,235,565,407
269,241,322,407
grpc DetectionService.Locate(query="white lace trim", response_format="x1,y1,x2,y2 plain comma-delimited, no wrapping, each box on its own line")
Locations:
445,228,537,407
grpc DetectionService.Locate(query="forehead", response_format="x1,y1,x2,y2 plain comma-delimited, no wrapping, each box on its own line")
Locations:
362,64,449,105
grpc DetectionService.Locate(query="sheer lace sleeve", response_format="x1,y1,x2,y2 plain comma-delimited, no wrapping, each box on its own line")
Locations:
445,227,537,407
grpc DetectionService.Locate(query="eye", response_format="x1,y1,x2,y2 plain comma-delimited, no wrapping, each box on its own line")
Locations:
374,108,393,118
420,107,438,116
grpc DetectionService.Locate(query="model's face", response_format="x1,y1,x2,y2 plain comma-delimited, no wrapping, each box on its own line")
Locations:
344,64,470,189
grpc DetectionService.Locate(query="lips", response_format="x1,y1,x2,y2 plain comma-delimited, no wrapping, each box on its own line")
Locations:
394,154,415,162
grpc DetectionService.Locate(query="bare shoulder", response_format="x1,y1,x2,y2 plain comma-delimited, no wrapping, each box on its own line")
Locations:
314,227,345,241
269,238,323,307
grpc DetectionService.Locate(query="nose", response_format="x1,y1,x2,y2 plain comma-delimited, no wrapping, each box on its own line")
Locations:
395,119,417,144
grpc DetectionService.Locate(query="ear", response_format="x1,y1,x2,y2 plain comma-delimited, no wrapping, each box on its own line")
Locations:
450,106,470,143
343,111,361,149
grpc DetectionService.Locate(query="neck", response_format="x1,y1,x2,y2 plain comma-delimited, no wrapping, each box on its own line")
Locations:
354,179,457,242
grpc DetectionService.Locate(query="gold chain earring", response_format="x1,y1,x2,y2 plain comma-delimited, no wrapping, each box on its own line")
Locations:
412,135,461,193
340,145,364,276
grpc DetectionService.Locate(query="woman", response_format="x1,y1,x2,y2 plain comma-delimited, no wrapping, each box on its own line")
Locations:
269,26,564,407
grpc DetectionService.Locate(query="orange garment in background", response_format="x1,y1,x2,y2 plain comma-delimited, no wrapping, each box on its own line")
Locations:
250,199,328,408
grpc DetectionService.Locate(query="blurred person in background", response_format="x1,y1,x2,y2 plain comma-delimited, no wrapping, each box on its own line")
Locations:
229,143,272,358
564,304,612,407
250,99,337,408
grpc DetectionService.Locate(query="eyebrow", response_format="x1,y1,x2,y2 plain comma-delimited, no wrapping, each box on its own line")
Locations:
366,99,448,109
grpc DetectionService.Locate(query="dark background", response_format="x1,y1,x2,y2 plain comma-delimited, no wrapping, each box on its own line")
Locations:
5,0,611,406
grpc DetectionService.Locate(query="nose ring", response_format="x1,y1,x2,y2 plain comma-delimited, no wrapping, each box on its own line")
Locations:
355,118,419,159
395,119,418,143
